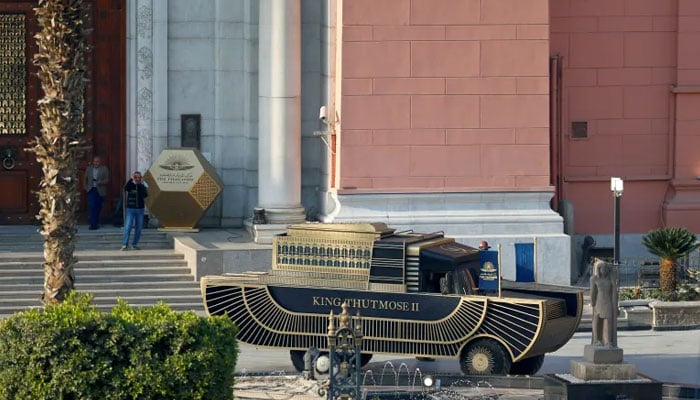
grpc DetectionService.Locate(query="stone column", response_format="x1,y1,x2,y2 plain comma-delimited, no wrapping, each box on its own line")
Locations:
127,0,167,176
151,0,168,159
253,0,305,242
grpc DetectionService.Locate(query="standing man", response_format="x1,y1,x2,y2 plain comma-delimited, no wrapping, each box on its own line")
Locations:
83,155,109,230
121,171,148,250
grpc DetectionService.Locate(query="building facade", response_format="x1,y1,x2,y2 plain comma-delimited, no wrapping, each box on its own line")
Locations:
1,0,698,285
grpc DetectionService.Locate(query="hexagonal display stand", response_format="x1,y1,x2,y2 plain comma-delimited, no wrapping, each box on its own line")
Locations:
143,148,223,231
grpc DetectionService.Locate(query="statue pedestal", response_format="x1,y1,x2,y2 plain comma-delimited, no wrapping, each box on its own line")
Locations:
570,360,637,381
544,345,661,399
583,344,622,364
569,345,636,380
544,374,662,400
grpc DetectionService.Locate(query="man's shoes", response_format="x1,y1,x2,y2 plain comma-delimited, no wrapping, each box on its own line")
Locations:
131,245,140,250
89,226,98,230
120,245,128,251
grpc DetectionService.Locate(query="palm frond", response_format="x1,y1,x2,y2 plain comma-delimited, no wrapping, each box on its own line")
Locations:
641,227,698,260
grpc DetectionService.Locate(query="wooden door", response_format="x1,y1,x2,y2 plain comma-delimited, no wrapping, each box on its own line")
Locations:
0,2,40,224
0,0,125,225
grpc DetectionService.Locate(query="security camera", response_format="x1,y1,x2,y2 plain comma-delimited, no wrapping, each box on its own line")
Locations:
319,106,328,123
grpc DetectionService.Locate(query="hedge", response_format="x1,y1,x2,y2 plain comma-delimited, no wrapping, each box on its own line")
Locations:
0,292,238,400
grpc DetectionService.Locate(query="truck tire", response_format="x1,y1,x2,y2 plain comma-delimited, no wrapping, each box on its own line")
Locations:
360,353,373,366
290,350,306,372
460,339,512,375
291,350,373,372
509,355,545,376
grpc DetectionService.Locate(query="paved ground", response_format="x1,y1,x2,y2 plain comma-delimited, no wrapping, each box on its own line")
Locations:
235,329,700,386
234,329,700,399
233,375,543,400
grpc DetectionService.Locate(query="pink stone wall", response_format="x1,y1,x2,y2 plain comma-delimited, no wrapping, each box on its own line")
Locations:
340,0,550,190
549,0,699,234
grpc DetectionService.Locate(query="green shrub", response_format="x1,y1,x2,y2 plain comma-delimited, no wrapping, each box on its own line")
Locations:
618,286,700,302
0,292,238,400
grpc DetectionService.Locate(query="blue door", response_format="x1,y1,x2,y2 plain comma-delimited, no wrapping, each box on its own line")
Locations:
515,243,535,282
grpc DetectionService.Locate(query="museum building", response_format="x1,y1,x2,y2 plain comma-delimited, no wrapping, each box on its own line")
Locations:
0,0,698,285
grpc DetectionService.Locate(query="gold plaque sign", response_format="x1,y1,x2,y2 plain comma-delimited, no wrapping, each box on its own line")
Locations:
143,148,223,231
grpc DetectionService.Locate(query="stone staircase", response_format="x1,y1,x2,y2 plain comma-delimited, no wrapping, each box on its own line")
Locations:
0,227,204,318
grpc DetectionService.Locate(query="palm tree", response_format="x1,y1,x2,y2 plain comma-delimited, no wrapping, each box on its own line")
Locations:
28,0,89,304
641,227,698,293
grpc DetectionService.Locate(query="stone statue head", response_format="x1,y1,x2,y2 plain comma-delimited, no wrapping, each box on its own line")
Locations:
594,259,610,277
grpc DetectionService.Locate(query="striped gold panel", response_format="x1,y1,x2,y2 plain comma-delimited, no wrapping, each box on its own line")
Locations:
475,299,541,360
259,274,368,290
203,281,496,359
368,282,405,293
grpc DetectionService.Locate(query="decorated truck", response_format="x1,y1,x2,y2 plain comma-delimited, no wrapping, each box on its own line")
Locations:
201,223,583,376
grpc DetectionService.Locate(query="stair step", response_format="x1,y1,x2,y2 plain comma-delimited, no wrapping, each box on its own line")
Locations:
0,259,188,270
0,231,173,252
0,226,208,317
0,274,196,285
0,252,184,263
0,293,203,306
1,281,200,292
0,230,168,238
0,266,191,277
0,233,170,240
0,287,201,299
0,244,173,252
91,294,203,304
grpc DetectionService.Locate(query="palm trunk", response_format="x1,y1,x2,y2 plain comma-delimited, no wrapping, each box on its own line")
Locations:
659,257,676,294
30,0,89,304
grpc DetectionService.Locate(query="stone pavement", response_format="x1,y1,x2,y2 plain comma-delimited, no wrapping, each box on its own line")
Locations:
233,375,543,400
233,329,700,400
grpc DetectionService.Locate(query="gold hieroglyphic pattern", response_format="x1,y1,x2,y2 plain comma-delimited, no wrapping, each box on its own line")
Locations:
274,224,382,275
188,173,221,209
0,14,26,136
274,236,375,274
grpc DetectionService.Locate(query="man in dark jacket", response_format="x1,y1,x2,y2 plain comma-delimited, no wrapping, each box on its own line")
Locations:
83,155,109,230
121,171,148,250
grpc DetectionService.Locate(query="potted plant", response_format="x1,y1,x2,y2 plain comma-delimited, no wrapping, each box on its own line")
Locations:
641,227,698,294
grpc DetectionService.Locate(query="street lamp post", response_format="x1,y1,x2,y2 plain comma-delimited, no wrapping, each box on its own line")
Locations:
610,177,624,265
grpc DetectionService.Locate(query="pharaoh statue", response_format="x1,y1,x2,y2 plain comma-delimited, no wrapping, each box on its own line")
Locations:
590,259,618,347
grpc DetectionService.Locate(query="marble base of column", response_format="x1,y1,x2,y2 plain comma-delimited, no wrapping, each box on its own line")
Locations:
261,206,306,225
244,220,290,244
245,206,306,244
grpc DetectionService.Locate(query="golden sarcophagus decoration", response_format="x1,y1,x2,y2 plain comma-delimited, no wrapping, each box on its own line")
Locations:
144,148,223,231
201,223,584,376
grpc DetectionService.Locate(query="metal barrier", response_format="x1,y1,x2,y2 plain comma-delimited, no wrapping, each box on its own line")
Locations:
615,250,700,288
318,302,363,400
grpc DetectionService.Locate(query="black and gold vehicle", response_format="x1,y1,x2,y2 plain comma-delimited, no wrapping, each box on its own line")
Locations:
201,223,583,376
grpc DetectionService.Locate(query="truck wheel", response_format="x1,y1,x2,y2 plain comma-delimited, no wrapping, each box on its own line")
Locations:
509,355,545,376
292,350,372,372
460,339,512,375
290,350,332,374
360,353,373,366
290,350,306,372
